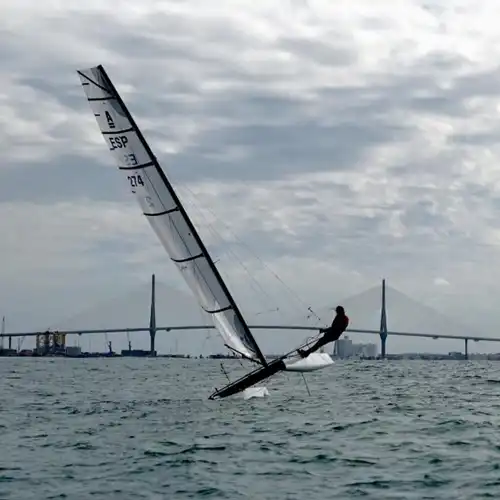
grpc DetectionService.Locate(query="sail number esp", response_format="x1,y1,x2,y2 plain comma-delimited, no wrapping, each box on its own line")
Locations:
109,135,128,150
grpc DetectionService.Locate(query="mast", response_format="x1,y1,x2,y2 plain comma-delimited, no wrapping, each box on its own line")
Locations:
78,65,267,366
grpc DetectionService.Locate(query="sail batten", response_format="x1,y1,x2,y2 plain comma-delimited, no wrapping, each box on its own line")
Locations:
102,127,134,135
77,65,267,366
119,162,155,171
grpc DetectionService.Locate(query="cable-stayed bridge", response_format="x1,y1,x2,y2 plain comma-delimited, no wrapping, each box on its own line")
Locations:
0,275,498,359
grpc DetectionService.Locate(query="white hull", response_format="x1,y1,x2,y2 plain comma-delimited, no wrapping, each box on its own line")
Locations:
283,352,334,372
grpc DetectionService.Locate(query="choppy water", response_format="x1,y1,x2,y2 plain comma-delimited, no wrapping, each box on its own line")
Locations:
1,358,500,499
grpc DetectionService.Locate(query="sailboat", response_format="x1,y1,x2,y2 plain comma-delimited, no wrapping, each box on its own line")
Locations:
77,65,334,399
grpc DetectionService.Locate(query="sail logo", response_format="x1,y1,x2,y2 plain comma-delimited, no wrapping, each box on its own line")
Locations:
105,111,115,129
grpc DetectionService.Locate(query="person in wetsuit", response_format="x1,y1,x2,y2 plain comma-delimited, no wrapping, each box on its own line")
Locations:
298,305,349,358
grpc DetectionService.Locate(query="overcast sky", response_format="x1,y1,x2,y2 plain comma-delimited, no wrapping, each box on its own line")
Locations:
2,0,500,355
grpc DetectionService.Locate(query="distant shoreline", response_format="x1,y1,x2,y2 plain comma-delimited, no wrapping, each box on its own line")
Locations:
1,350,498,361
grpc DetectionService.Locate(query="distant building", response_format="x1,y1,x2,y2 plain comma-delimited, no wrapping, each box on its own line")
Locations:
336,336,353,358
334,336,377,359
355,342,377,358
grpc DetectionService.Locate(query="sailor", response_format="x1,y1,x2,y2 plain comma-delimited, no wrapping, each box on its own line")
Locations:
298,306,349,358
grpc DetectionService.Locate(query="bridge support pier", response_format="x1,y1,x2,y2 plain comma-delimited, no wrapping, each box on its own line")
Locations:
380,334,387,358
464,338,468,360
149,273,157,357
149,332,156,356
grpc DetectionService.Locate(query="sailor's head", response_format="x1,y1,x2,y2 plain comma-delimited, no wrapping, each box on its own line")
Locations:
335,305,345,315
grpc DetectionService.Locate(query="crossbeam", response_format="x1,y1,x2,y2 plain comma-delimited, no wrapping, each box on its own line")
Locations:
0,325,498,343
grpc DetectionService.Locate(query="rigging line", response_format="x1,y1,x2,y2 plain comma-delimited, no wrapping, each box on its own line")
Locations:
175,189,265,312
307,306,322,323
47,283,148,331
220,362,231,383
301,373,311,397
176,184,322,319
174,190,327,337
179,188,276,310
178,186,314,322
199,320,214,353
178,188,283,319
192,286,212,350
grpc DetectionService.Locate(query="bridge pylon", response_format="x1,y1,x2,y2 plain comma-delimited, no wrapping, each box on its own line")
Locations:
149,274,157,356
380,279,388,358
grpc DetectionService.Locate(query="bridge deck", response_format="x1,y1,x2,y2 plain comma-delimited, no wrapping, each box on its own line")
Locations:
0,325,498,343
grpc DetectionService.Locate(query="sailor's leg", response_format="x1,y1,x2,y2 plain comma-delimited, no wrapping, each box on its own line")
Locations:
299,335,332,357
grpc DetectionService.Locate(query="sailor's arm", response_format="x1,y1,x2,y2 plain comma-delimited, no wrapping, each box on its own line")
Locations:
319,325,334,335
319,316,341,334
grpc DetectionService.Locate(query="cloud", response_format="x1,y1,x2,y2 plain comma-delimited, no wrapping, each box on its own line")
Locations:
434,277,450,287
2,0,500,354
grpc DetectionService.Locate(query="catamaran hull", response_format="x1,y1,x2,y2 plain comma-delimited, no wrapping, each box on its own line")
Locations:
209,353,334,400
209,359,286,399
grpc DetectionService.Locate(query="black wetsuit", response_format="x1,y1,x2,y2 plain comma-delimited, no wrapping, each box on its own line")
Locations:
299,313,349,357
